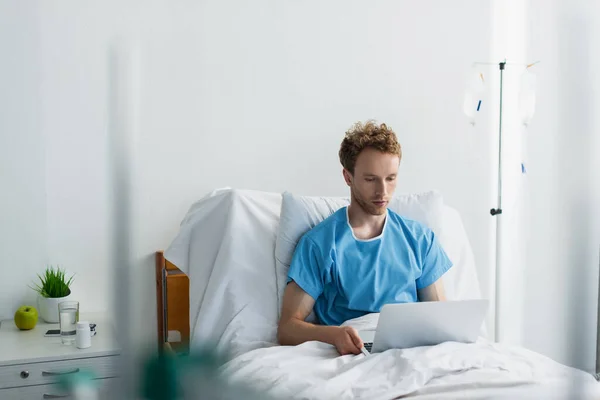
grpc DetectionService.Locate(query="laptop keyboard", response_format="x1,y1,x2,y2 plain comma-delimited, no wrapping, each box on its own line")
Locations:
363,342,373,352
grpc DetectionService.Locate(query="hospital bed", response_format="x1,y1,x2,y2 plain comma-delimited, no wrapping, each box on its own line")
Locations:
155,188,599,399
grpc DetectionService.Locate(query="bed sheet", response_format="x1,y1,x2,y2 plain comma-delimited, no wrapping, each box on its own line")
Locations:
218,315,600,400
164,188,282,356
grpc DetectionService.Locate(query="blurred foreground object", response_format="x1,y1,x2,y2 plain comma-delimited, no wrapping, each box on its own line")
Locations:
59,370,100,400
141,345,272,400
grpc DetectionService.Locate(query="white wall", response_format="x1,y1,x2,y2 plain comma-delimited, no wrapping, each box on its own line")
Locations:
518,0,600,373
0,0,495,352
0,1,47,318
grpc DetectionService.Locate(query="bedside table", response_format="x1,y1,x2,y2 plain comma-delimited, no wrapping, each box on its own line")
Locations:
0,312,121,399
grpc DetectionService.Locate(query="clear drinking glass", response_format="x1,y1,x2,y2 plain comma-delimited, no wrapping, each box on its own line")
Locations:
58,301,79,345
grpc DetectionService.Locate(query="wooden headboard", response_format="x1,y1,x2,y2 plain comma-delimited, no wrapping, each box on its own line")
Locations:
155,251,190,355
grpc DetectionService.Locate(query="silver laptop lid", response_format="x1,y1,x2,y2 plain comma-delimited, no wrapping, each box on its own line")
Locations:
371,299,489,353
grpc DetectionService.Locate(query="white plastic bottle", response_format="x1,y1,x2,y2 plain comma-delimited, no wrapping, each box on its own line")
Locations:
76,321,92,349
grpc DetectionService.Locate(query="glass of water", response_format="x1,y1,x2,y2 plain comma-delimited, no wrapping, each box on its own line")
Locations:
58,301,79,345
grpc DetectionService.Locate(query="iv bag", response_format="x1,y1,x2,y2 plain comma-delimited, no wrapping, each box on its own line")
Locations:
519,69,536,126
463,68,486,126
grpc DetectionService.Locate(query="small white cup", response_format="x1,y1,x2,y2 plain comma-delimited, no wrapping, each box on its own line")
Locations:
76,321,92,349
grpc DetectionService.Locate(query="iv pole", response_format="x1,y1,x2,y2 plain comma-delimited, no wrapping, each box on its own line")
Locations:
473,59,537,343
489,61,506,343
469,59,511,343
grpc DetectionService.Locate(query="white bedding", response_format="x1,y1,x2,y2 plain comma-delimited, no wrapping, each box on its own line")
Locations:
165,189,600,399
165,188,282,356
219,315,600,399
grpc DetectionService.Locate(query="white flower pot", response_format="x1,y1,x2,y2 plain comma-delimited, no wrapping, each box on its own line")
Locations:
37,293,71,323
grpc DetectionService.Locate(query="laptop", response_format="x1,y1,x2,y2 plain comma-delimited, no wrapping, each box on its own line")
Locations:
359,299,489,353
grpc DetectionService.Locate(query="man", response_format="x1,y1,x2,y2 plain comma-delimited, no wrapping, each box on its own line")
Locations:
277,120,453,355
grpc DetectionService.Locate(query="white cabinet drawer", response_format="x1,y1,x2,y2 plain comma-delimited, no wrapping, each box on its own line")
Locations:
0,356,119,389
0,377,118,400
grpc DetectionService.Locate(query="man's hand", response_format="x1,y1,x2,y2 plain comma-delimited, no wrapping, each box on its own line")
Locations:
330,326,364,355
278,282,364,356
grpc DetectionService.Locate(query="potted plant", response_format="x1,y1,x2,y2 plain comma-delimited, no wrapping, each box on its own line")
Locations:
30,266,75,323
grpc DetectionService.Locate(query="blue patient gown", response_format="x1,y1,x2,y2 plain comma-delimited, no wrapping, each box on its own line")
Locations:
287,207,452,326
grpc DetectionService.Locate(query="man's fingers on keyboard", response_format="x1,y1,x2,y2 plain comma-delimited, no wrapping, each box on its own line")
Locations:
348,328,363,349
345,333,361,354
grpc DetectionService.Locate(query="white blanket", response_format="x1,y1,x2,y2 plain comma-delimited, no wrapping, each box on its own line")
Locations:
165,189,599,399
164,189,283,356
219,316,600,400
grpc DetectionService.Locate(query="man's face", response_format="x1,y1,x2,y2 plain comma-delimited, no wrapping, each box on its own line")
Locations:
343,148,400,216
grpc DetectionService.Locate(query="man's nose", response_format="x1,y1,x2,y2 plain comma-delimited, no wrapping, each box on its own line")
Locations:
376,181,387,196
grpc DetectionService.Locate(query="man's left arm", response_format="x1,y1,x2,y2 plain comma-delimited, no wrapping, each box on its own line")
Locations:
415,227,452,301
417,278,447,301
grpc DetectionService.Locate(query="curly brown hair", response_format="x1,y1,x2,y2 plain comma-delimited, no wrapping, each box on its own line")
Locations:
338,120,402,174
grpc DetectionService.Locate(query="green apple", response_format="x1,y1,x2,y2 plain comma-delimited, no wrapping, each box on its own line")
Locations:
14,305,38,330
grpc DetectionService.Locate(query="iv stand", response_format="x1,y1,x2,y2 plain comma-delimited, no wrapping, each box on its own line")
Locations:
490,61,505,343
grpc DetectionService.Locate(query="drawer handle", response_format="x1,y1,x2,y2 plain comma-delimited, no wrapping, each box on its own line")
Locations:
43,394,70,399
42,368,80,376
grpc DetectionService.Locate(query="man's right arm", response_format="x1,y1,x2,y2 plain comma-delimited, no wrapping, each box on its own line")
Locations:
277,281,364,355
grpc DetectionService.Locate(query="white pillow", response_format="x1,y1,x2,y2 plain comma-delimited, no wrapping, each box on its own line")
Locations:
429,206,486,337
428,206,482,303
274,190,447,320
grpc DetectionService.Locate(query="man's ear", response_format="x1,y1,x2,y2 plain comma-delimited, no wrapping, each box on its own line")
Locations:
342,169,353,187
